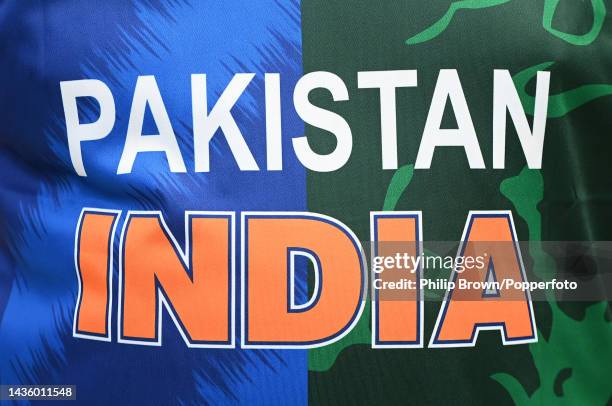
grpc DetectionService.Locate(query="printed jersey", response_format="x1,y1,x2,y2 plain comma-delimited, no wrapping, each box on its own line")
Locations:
1,1,611,405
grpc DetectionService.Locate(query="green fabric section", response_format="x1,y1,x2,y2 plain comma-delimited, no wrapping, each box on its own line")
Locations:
543,0,607,46
301,1,612,404
498,168,612,405
513,61,612,118
405,0,512,45
383,164,415,211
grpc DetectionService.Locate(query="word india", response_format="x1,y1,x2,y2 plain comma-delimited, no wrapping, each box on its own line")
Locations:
60,69,550,176
74,210,537,349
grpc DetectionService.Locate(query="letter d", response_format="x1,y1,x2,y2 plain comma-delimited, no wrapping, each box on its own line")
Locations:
241,212,366,348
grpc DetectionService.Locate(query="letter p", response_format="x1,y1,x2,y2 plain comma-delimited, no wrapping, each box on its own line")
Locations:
60,79,115,176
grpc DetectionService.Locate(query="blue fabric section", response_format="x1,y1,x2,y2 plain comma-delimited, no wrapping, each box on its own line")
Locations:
0,1,306,404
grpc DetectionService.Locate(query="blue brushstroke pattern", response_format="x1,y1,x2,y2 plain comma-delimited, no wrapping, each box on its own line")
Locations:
0,1,307,404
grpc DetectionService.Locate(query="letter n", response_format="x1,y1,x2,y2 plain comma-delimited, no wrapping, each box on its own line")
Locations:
118,211,234,347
